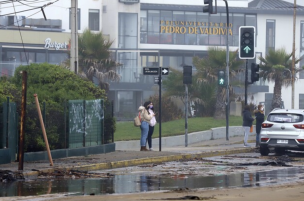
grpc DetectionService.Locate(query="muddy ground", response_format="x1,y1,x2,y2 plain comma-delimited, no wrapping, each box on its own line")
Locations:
1,152,304,201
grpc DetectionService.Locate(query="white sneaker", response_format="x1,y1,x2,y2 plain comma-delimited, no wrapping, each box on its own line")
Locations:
149,148,154,151
244,144,251,147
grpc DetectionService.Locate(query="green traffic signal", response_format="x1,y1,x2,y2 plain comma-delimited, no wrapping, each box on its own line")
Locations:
239,26,255,59
218,70,225,86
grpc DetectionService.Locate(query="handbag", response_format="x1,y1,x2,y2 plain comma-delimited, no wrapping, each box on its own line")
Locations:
250,125,253,133
134,112,141,127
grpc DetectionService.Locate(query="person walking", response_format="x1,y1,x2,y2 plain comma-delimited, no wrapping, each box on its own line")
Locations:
242,105,255,147
146,101,156,151
138,101,154,151
254,104,265,148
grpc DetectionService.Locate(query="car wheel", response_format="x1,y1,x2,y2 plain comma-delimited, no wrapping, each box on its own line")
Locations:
274,148,286,156
260,146,270,156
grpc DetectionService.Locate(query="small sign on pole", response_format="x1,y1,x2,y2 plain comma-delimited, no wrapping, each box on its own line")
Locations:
161,68,169,75
143,67,159,75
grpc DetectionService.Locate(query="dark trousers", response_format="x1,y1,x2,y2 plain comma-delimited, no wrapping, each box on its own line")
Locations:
146,125,154,148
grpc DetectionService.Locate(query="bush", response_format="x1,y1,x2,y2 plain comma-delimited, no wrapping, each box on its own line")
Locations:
148,94,183,122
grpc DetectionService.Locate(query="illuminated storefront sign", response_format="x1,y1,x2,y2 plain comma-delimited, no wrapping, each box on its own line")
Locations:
44,38,68,50
160,21,233,35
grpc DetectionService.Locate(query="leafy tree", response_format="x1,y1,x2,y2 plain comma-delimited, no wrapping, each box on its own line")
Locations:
259,48,303,109
193,47,244,119
0,76,21,103
148,94,183,122
9,63,107,151
77,29,121,93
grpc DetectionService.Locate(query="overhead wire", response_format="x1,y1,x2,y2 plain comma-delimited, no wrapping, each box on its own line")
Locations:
0,0,54,9
11,0,29,65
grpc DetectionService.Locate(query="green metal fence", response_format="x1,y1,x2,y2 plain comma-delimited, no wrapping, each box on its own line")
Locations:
1,99,18,162
68,99,104,148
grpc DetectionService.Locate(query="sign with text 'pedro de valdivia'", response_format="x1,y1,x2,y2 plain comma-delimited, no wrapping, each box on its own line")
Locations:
160,21,233,36
44,38,68,50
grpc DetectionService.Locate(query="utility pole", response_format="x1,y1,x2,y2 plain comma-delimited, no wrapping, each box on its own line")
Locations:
291,0,296,109
224,0,229,141
70,0,78,74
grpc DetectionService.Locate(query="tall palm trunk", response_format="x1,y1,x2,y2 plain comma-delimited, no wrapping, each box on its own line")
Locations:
213,88,226,119
272,78,283,109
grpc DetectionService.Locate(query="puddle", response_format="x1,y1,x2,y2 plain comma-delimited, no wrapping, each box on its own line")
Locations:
0,167,304,197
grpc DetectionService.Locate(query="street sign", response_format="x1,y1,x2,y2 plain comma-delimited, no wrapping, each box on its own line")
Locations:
161,68,169,75
143,67,159,75
154,76,160,84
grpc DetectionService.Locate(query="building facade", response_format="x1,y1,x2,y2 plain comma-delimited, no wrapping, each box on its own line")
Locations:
102,0,304,118
1,0,304,119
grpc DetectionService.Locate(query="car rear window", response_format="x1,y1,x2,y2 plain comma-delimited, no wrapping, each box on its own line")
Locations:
267,113,303,123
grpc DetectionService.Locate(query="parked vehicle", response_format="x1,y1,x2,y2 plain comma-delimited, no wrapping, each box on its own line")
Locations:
259,109,304,156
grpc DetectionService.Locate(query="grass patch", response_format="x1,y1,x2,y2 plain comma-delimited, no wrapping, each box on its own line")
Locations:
115,116,243,141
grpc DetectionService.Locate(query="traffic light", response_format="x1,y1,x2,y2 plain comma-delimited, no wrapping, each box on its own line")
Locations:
251,63,260,82
183,65,192,84
239,26,255,59
218,70,225,86
203,0,213,13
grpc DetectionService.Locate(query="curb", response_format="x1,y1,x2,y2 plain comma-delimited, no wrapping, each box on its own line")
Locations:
23,147,254,177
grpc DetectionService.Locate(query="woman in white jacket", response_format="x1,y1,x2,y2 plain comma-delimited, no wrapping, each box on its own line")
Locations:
138,101,154,151
146,101,156,151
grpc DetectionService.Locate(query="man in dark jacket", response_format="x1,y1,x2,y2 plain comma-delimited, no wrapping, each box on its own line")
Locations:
242,105,255,147
254,105,265,148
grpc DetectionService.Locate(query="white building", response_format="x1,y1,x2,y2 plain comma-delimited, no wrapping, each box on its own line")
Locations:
1,0,304,119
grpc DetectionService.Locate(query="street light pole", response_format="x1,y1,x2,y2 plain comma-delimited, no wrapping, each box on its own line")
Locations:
224,0,229,141
292,0,296,109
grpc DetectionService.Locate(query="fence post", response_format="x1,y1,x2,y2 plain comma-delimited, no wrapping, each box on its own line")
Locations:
64,101,67,149
83,100,86,147
6,97,9,148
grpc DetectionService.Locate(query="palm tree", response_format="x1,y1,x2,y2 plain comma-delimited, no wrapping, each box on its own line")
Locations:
193,47,244,119
78,29,121,93
162,68,217,117
259,48,302,110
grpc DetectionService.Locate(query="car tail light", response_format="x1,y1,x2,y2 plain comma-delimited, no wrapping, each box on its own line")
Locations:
293,124,304,129
262,123,273,128
296,139,304,143
261,138,269,142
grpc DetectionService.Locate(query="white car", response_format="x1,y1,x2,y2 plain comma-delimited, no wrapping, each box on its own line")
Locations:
259,109,304,156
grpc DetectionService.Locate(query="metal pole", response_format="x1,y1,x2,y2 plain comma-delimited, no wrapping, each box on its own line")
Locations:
291,0,296,109
6,97,9,148
70,0,78,73
245,59,248,105
34,94,54,166
158,66,162,151
185,85,188,147
224,0,229,141
18,71,27,171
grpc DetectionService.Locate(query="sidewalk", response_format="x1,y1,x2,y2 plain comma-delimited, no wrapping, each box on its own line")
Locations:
0,135,256,177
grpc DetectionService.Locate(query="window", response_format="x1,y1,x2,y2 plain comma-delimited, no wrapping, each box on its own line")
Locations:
69,8,81,30
173,11,185,45
266,20,275,55
231,14,244,46
147,10,160,44
185,12,197,45
140,10,147,43
140,9,256,47
118,13,138,49
160,11,173,44
89,9,100,31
